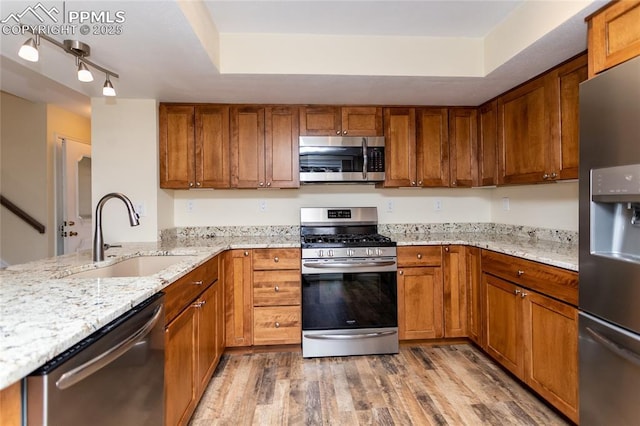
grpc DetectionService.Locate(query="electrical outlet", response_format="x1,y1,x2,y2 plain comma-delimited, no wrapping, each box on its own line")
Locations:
186,200,194,213
259,200,267,212
386,200,394,212
502,197,510,211
434,199,442,211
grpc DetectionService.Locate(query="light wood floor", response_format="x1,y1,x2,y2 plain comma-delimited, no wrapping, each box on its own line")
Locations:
190,343,568,425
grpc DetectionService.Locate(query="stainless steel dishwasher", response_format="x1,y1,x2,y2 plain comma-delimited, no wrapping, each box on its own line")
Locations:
26,293,165,425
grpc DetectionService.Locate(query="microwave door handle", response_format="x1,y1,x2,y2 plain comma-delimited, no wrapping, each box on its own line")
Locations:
362,137,368,180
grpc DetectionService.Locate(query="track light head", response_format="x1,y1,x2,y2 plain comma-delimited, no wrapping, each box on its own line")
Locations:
18,37,39,62
77,61,94,82
103,75,116,96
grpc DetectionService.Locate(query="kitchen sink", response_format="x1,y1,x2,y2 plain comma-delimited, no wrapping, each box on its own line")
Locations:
66,255,200,279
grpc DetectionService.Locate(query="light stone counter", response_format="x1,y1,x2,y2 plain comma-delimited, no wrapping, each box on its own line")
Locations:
0,229,576,390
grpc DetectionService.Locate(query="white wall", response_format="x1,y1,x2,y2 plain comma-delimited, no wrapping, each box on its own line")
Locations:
0,92,48,265
91,98,160,244
173,186,493,227
491,181,579,231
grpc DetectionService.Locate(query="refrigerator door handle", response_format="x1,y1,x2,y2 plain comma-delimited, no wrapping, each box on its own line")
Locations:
586,326,640,367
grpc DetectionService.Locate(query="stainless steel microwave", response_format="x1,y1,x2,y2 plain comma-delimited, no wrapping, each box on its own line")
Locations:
299,136,386,183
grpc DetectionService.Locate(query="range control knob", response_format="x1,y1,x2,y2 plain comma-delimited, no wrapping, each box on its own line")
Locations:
376,248,383,256
366,248,374,256
347,249,355,256
318,250,324,257
328,249,335,257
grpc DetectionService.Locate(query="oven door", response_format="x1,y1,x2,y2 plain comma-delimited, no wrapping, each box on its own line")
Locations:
301,261,397,330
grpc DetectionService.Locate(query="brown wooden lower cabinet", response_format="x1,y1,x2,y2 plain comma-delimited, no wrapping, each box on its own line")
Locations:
224,250,253,347
0,380,22,426
164,256,223,426
443,245,468,337
482,251,579,423
466,247,484,348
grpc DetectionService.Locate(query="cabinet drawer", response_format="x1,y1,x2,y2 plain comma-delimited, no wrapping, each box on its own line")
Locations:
481,250,578,306
253,306,301,345
252,249,300,270
253,270,301,306
164,256,218,322
398,246,442,267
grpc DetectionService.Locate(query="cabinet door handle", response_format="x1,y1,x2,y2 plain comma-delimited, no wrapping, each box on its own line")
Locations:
274,285,280,292
196,182,201,187
274,256,279,263
343,130,348,135
543,173,549,179
517,270,525,277
192,280,203,286
275,322,280,328
520,292,527,298
259,182,264,187
189,182,194,187
550,172,557,179
267,182,272,187
514,289,521,295
399,270,404,275
452,180,457,186
411,181,416,186
192,301,205,308
444,247,449,252
417,181,423,186
244,251,249,257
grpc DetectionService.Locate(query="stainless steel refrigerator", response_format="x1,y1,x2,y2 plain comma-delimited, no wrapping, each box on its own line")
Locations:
579,55,640,425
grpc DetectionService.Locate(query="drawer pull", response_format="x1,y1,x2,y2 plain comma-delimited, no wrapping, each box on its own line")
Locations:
514,289,521,295
244,251,249,256
274,256,279,263
275,322,280,328
274,285,280,292
517,270,525,277
192,301,205,308
520,292,528,298
192,280,203,286
417,253,422,259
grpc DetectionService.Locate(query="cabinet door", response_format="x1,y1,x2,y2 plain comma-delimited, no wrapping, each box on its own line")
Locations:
497,75,552,185
165,304,197,426
524,291,579,423
159,105,195,189
442,246,468,337
224,250,253,347
231,106,265,188
588,0,640,77
0,381,21,426
195,281,220,394
397,266,444,339
265,106,299,188
484,273,523,376
383,107,416,187
478,100,498,186
299,106,341,136
554,54,588,180
466,247,484,348
196,105,230,188
416,108,449,187
341,106,383,136
448,108,478,188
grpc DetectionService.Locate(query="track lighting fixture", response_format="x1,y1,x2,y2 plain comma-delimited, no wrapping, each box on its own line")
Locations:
18,34,39,62
103,75,116,97
17,30,119,96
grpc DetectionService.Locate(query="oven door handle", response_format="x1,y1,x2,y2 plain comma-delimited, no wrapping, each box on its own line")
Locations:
55,305,163,390
304,330,397,340
302,260,396,269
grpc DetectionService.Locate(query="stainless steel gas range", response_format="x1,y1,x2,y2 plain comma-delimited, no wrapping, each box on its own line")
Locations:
300,207,399,358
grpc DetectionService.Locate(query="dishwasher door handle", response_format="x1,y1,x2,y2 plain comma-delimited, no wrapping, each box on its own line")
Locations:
56,305,163,390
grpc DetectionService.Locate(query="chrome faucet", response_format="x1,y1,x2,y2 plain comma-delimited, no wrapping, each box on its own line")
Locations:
93,193,140,262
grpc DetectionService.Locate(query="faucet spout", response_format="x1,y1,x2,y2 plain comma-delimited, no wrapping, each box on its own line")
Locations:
93,193,140,262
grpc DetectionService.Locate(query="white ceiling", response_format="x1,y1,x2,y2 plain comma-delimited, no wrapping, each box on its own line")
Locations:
0,1,607,118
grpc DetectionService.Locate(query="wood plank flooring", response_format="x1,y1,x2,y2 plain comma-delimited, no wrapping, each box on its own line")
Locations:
189,343,568,426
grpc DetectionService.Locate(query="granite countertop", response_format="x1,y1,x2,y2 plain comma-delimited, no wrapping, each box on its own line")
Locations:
0,231,576,390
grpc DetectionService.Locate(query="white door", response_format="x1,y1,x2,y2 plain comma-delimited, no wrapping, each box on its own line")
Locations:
58,138,93,254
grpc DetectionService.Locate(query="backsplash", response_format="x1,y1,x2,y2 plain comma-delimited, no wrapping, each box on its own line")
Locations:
162,223,577,245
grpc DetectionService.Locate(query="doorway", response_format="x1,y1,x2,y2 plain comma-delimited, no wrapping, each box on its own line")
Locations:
55,137,92,255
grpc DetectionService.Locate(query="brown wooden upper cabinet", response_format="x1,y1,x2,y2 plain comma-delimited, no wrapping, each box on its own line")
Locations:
299,106,383,136
159,104,230,189
383,107,450,187
587,0,640,77
478,100,498,186
449,108,478,187
497,53,587,185
231,105,299,189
